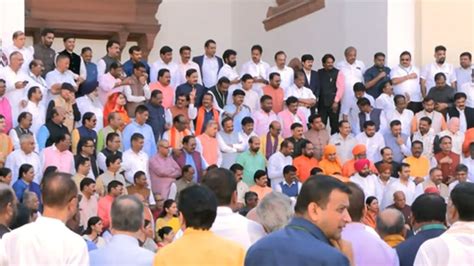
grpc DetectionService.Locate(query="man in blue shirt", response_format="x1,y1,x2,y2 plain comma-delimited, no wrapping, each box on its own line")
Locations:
89,195,154,266
395,193,447,266
364,52,391,99
122,46,150,81
122,105,157,157
245,175,352,266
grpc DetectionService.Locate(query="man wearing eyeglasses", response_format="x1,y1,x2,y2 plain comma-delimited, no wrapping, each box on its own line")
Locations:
391,51,422,114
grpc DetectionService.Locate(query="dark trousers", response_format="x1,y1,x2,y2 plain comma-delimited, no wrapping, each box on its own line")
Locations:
407,101,423,114
318,101,340,135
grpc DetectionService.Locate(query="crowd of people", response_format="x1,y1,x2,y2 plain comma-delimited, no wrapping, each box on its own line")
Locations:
0,28,473,265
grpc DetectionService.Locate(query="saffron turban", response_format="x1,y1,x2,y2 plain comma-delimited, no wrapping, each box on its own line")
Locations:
352,144,367,156
354,159,370,172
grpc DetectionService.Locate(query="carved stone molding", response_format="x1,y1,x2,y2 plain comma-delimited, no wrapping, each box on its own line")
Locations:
263,0,325,31
25,0,161,60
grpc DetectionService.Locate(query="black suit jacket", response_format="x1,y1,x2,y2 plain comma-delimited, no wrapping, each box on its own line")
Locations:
192,55,224,86
304,70,320,99
447,106,474,129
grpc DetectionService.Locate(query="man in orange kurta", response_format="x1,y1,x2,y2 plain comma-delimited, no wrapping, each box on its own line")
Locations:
293,140,319,182
342,144,378,178
318,144,343,176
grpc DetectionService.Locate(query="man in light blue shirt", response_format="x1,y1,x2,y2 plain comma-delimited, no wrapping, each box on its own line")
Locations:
89,195,154,266
122,105,157,157
223,89,251,133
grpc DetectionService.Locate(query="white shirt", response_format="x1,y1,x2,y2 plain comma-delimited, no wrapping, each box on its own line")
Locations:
420,62,457,92
0,216,89,265
5,149,41,184
218,64,240,92
414,221,474,266
391,65,422,102
284,84,316,119
386,109,414,136
201,55,219,87
355,132,385,162
45,69,77,99
336,59,366,113
210,206,266,250
455,66,473,89
177,60,202,86
238,131,258,151
374,176,396,204
241,60,270,81
97,72,126,105
121,149,155,205
8,128,37,152
350,173,378,199
381,178,416,209
375,93,395,113
459,82,474,108
3,45,34,74
268,65,294,91
76,94,104,131
150,59,179,88
267,151,292,189
0,66,29,126
461,156,474,183
21,100,46,135
329,133,357,164
341,93,375,134
411,129,436,159
25,71,49,108
243,88,260,113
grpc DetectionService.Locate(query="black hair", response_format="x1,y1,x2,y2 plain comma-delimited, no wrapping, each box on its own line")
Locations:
201,168,236,206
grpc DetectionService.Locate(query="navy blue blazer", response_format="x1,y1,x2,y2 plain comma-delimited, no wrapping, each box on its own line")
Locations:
245,217,350,266
395,228,445,266
304,70,321,99
175,82,208,108
192,55,224,85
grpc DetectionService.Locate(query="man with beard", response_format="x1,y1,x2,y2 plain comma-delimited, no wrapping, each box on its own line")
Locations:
375,147,402,178
411,117,437,160
0,183,17,238
349,159,378,199
236,136,266,186
33,28,55,76
208,77,230,113
420,45,457,97
218,49,240,93
355,121,385,162
414,167,449,201
293,140,319,183
364,52,391,99
403,141,432,184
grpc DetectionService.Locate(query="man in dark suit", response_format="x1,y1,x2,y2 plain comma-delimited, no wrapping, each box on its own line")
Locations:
447,92,474,130
176,68,207,108
395,193,446,266
192,39,223,89
301,54,320,115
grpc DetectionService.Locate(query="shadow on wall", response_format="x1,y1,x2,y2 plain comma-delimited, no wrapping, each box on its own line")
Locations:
263,0,326,31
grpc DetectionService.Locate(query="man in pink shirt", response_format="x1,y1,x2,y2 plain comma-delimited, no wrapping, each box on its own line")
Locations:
41,132,74,173
148,139,182,199
252,95,279,136
278,96,307,138
97,180,124,229
149,68,174,109
98,62,129,105
0,79,12,133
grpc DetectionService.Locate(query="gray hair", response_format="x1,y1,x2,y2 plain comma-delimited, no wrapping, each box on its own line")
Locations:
111,195,144,232
0,183,15,212
19,133,34,144
376,208,405,237
256,192,293,233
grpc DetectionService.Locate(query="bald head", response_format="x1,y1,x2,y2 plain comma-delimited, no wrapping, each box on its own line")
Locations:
393,191,406,209
376,208,405,237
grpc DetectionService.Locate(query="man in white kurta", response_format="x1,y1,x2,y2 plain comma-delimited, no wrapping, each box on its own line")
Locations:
20,86,46,135
218,50,240,94
381,164,416,209
240,45,270,92
420,46,457,94
3,31,34,74
268,51,294,91
150,46,180,87
267,140,293,189
0,52,29,127
25,59,49,109
355,124,385,163
284,72,316,121
5,134,41,184
121,136,155,205
336,47,366,119
349,159,378,199
414,182,474,266
45,56,77,99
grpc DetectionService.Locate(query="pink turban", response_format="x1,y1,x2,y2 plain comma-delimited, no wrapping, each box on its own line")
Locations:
354,159,370,172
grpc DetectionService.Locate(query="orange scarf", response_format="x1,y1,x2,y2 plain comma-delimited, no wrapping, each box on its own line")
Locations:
170,127,191,149
195,107,219,136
